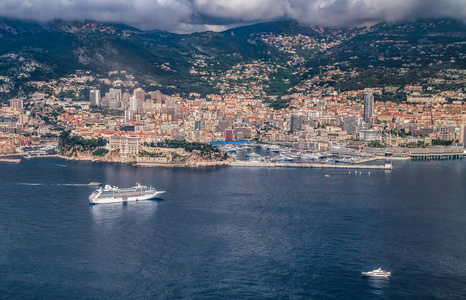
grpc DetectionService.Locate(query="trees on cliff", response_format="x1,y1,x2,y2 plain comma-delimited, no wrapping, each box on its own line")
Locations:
58,131,108,156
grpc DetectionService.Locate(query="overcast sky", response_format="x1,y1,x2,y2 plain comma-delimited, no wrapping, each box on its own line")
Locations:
1,0,465,33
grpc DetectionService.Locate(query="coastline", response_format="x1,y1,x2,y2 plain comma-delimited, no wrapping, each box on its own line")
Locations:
58,152,231,168
135,161,230,167
24,154,61,159
16,153,395,170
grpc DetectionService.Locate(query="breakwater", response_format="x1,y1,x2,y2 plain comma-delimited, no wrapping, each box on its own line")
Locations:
230,161,393,170
0,158,21,163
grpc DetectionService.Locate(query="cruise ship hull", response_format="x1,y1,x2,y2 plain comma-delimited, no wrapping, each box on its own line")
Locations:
90,191,165,204
89,184,165,204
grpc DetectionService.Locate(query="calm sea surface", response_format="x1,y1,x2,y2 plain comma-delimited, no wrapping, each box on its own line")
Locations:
1,158,466,299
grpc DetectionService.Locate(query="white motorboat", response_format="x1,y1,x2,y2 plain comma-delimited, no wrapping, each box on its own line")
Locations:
362,268,391,278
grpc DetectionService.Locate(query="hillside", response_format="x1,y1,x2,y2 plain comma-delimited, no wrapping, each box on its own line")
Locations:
0,17,465,101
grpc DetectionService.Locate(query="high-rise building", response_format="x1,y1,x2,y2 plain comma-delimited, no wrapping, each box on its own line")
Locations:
129,95,138,111
133,88,145,108
100,96,110,108
125,110,134,121
290,115,302,133
90,90,101,106
121,92,131,109
225,129,235,141
363,88,374,123
99,88,121,109
343,116,362,134
194,120,205,131
9,98,23,110
109,88,121,102
151,90,165,103
108,99,120,110
108,89,121,109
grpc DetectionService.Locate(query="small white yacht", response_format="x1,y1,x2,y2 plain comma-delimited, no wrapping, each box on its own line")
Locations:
362,268,391,278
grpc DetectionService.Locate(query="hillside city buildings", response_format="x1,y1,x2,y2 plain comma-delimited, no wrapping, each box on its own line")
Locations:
0,69,465,160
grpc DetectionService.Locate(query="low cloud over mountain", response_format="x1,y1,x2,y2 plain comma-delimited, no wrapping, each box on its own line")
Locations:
1,0,465,32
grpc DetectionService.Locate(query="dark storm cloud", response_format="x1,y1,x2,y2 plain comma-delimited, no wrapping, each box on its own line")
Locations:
0,0,465,32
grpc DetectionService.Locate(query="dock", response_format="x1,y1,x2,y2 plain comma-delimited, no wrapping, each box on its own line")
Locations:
230,161,393,170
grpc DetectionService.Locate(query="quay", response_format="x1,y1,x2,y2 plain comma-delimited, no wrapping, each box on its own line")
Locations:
230,161,393,170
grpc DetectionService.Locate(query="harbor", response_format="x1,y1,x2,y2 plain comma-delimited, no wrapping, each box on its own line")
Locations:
218,143,394,170
217,143,466,171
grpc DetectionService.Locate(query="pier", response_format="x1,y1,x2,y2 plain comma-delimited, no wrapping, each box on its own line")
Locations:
352,157,379,164
410,153,464,160
230,161,393,170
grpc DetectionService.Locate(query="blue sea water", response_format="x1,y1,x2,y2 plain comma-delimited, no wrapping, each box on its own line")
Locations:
1,158,466,299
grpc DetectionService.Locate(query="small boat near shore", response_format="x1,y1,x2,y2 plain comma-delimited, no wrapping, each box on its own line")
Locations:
89,183,165,204
362,268,391,278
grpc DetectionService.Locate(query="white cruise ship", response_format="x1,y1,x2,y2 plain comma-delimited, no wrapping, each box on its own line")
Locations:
89,183,165,204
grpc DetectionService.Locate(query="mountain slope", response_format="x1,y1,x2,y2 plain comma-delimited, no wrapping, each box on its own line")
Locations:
0,17,464,100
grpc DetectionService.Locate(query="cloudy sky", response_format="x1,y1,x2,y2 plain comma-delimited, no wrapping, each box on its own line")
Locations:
1,0,465,33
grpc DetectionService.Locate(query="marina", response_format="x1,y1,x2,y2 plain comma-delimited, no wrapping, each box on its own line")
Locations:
217,143,394,170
